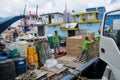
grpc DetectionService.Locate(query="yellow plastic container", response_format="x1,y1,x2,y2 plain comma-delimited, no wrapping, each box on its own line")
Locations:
33,53,38,62
33,46,36,53
27,46,34,55
27,55,34,63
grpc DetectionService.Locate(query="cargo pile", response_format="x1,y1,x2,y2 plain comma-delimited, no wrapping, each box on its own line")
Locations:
66,32,99,59
66,35,85,57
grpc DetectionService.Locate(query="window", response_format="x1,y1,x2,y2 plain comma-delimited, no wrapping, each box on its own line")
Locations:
59,15,61,18
106,17,110,20
46,16,48,18
51,15,54,19
103,11,120,49
76,15,80,18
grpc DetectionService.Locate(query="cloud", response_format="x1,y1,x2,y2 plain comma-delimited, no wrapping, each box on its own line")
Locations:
0,0,120,17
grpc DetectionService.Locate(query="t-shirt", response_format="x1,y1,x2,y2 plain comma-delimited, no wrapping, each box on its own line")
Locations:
83,40,94,50
53,35,61,43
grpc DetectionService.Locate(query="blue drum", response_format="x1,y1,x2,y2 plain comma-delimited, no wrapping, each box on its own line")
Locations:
14,57,27,76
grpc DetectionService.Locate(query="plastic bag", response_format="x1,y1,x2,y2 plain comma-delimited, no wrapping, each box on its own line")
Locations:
44,59,58,68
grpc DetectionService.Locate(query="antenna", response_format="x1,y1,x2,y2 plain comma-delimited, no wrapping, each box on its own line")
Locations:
36,5,38,16
64,2,67,23
23,5,27,15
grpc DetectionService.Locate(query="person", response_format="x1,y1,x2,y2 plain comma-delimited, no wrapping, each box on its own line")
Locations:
13,30,18,42
53,31,61,54
79,36,94,62
34,33,37,37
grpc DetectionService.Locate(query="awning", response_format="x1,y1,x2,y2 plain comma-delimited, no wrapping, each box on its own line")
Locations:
0,15,25,34
65,23,77,28
60,23,78,30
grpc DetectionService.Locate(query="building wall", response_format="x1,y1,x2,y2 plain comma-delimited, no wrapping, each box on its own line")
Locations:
41,13,64,24
41,15,49,24
105,15,120,27
51,14,63,24
47,26,68,38
78,22,101,35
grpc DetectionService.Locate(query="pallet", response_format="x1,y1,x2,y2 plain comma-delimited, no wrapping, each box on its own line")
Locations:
40,66,68,74
40,66,68,80
57,55,86,69
40,69,56,78
15,70,47,80
35,70,48,80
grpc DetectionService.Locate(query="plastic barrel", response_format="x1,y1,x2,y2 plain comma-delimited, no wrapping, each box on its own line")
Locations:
0,59,16,80
14,57,26,66
0,56,8,61
16,65,27,76
27,55,34,63
14,57,27,76
33,53,38,62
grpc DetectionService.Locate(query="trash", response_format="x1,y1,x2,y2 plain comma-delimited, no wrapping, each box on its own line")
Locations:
44,59,58,68
56,64,64,69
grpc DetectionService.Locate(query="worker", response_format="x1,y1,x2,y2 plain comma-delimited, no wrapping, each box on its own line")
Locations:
53,31,61,54
79,36,94,62
13,29,18,42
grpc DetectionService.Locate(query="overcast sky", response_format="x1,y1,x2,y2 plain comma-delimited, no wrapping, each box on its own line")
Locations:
0,0,120,17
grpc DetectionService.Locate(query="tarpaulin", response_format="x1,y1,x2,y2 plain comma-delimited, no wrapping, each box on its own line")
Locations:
0,15,25,34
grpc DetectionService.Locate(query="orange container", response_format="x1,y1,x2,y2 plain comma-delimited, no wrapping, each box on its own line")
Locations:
33,46,36,53
33,53,38,62
27,46,34,55
27,55,34,63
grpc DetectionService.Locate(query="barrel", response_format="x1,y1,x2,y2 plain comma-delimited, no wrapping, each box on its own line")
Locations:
33,53,38,62
0,56,8,61
27,55,34,63
0,59,16,80
14,57,26,66
14,57,27,76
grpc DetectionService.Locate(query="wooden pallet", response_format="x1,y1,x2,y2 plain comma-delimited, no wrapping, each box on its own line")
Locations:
15,70,47,80
40,66,68,80
57,55,86,69
40,66,68,74
35,70,48,80
40,69,56,78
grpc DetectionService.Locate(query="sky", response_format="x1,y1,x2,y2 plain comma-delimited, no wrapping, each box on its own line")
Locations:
0,0,120,17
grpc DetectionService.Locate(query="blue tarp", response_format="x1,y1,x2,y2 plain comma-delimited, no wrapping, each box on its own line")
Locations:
0,15,25,34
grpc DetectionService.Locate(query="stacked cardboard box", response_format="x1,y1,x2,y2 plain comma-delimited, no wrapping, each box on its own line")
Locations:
88,32,95,39
66,33,99,59
66,35,86,57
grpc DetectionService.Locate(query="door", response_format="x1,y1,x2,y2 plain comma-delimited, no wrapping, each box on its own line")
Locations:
68,30,75,37
100,10,120,80
38,25,45,36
